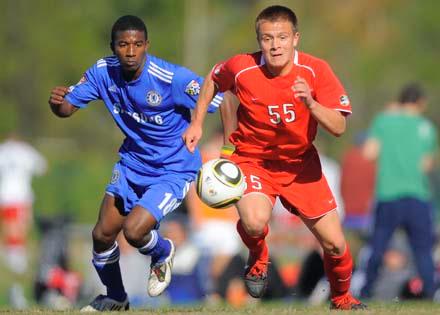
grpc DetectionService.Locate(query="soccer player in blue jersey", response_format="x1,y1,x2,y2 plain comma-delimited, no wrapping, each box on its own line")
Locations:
48,15,223,312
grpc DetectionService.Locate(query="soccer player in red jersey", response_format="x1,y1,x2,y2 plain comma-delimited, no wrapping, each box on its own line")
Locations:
183,5,366,310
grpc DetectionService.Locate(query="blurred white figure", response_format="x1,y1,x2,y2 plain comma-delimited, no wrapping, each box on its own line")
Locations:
320,154,344,220
0,134,47,309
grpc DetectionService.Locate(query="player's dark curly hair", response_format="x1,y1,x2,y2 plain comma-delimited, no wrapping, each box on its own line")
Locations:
255,5,298,35
111,15,148,46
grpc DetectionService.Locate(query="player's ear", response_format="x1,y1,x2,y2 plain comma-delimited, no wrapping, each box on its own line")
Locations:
110,42,115,54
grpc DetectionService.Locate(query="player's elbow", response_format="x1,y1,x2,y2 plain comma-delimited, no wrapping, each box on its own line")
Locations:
50,103,77,118
329,122,346,137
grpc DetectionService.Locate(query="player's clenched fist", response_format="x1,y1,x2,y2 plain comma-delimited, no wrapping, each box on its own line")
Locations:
48,86,69,106
48,86,77,117
292,76,315,108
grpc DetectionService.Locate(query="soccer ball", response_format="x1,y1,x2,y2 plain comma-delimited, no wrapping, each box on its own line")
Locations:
196,158,246,209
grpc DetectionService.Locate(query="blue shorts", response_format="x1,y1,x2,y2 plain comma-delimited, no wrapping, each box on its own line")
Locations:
105,160,193,222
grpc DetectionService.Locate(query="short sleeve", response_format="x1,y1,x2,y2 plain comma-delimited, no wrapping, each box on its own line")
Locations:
172,66,223,113
65,64,101,108
211,58,236,93
314,60,351,115
423,121,438,155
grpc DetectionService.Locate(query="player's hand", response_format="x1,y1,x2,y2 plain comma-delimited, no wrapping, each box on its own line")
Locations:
183,122,203,153
293,76,315,109
49,86,69,106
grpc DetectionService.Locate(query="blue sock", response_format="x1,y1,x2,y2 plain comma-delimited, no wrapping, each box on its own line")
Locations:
93,242,127,302
138,230,171,265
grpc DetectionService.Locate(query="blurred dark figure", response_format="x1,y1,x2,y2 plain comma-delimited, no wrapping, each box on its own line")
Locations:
295,250,325,299
34,215,81,309
361,83,438,299
161,211,208,305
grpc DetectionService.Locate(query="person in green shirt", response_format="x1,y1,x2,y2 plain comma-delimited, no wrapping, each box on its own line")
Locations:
360,83,438,299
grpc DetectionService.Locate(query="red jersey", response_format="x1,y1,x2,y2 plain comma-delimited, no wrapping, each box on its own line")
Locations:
212,50,351,160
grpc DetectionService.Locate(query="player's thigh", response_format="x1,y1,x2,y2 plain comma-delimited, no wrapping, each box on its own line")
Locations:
137,178,190,223
93,193,125,240
233,158,275,229
302,210,346,255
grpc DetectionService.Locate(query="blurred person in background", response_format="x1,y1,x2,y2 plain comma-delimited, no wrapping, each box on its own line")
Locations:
340,132,376,235
0,132,47,308
360,83,438,300
183,5,366,310
185,126,242,302
160,211,207,305
48,15,224,311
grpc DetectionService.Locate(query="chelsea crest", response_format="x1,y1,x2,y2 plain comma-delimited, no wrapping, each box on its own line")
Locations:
146,90,162,106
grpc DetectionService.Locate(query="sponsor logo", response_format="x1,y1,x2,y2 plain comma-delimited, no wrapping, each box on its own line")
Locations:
185,80,201,96
146,90,162,106
113,103,164,125
339,95,350,106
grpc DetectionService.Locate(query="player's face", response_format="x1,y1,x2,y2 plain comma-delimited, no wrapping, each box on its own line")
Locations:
113,30,149,79
257,19,299,76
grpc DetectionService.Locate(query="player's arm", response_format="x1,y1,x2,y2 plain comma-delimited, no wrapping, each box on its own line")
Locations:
293,76,346,137
219,91,238,158
422,154,435,173
183,72,218,153
48,86,79,118
362,137,380,161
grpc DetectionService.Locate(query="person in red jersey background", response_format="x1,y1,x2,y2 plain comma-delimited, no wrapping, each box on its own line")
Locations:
183,5,366,310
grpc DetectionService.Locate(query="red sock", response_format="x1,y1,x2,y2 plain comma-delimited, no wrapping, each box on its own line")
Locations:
323,244,353,298
236,220,269,260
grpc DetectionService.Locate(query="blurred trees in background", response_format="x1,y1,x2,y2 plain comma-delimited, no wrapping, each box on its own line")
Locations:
0,0,439,222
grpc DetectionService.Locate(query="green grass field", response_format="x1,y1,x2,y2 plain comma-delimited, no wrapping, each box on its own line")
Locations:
1,302,440,315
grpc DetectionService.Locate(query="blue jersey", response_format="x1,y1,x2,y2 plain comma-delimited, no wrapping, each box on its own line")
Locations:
66,54,222,176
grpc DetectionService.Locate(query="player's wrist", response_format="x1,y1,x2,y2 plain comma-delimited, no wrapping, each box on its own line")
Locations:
306,100,318,110
220,144,235,159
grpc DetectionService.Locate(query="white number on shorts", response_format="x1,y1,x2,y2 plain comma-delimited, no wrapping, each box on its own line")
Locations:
158,192,180,215
250,175,262,190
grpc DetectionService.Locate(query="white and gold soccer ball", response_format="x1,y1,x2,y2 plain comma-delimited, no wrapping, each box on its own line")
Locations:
196,158,246,209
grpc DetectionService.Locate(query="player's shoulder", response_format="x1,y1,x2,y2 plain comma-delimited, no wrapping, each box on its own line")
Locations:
226,51,262,67
295,51,329,71
418,116,437,131
219,51,262,75
146,54,185,84
87,55,120,80
94,55,120,70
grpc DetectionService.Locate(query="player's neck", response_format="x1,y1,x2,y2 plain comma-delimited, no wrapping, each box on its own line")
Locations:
265,61,294,77
121,58,146,82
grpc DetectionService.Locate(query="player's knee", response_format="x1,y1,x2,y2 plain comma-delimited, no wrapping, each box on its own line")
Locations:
122,220,148,247
322,239,346,256
92,225,117,248
241,218,267,237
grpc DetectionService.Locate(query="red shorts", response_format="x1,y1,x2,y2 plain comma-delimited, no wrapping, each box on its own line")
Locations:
231,147,337,219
